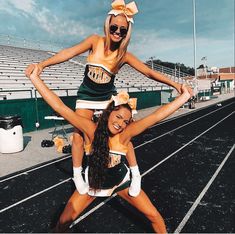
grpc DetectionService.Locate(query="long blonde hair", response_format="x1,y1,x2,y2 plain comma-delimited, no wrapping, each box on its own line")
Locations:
104,14,132,71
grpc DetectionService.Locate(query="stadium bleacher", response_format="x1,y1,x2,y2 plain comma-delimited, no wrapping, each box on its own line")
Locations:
0,44,189,100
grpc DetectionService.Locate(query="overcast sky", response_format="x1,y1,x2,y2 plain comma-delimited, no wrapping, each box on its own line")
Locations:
0,0,234,68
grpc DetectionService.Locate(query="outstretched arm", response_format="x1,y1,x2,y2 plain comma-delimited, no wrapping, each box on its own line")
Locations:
29,66,95,141
126,142,137,166
121,84,191,143
124,52,193,96
25,34,99,77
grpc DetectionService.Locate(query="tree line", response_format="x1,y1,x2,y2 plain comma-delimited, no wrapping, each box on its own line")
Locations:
147,59,195,75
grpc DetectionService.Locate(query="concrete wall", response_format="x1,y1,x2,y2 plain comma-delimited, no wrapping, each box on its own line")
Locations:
0,96,77,133
0,90,163,133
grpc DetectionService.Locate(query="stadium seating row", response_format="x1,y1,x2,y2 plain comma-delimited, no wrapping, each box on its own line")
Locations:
0,45,184,100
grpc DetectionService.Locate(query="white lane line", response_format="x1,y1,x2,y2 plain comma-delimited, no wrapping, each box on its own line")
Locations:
0,155,72,183
142,111,234,176
150,100,234,128
1,101,233,183
174,144,235,233
70,111,235,228
0,178,71,214
0,111,234,217
135,102,234,149
70,194,117,228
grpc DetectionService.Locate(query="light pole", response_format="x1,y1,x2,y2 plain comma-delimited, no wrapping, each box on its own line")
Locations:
176,63,181,82
149,56,155,69
201,56,207,79
174,64,177,82
192,0,198,100
178,63,181,81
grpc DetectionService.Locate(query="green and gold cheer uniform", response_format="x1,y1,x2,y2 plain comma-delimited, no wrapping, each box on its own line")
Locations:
76,37,118,110
84,134,131,197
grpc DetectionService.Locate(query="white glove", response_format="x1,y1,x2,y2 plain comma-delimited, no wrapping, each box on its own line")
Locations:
72,166,89,195
129,165,141,197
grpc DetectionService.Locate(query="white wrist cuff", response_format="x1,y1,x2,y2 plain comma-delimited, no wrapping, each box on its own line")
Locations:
130,165,140,176
73,166,82,176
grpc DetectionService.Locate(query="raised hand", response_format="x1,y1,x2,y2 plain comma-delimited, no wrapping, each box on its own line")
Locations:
175,83,193,98
29,64,42,80
180,83,191,99
25,63,43,78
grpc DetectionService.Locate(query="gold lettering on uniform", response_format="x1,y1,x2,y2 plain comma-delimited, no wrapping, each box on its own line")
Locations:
87,65,112,84
87,67,95,79
95,67,100,81
97,67,102,81
108,154,121,168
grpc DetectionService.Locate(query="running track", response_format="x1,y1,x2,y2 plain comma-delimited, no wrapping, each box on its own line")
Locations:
0,97,234,233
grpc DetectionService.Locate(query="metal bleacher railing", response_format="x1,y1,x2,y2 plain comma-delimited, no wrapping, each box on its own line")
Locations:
145,61,192,83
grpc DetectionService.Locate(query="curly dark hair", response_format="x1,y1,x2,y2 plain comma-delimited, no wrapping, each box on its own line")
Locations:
88,101,132,189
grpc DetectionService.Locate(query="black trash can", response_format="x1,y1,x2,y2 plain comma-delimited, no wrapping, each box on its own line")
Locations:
0,116,23,153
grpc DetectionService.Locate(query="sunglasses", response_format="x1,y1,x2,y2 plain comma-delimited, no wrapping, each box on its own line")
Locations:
109,24,128,37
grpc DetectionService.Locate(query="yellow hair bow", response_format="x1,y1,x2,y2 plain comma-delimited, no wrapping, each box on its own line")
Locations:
111,91,137,114
108,0,139,24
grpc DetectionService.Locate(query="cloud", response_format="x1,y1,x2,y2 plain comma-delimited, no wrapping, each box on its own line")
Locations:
34,7,95,37
0,0,36,17
130,29,193,61
129,29,234,67
196,37,234,67
7,0,35,14
0,1,17,15
0,0,233,67
0,0,97,41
